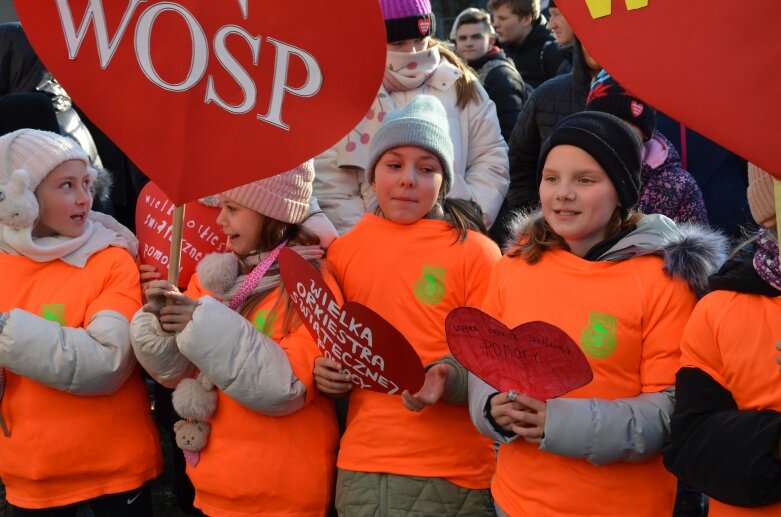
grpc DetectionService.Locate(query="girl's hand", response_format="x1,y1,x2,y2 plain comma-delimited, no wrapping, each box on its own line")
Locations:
313,356,353,396
158,291,198,333
139,264,162,300
142,280,179,316
401,363,450,412
489,391,525,432
505,392,548,445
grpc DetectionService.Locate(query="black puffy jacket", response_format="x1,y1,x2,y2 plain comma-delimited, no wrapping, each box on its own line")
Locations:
500,17,562,89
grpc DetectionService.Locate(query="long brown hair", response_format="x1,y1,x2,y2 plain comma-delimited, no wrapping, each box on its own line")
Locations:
430,39,482,109
507,210,643,264
237,217,320,336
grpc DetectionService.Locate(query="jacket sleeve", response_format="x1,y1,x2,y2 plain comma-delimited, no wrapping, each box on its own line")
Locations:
312,145,373,235
130,309,195,387
176,296,307,416
539,387,675,465
483,66,525,143
506,92,543,212
0,308,137,395
461,88,510,227
468,372,518,444
663,368,781,507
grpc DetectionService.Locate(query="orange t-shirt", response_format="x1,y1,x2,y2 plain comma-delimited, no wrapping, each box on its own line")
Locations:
184,273,339,517
327,215,501,489
483,248,696,516
680,290,781,517
0,247,162,509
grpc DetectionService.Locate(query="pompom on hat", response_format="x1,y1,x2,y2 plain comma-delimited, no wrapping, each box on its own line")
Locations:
0,129,94,229
586,70,657,141
380,0,435,43
747,162,777,226
538,111,643,211
366,95,454,191
221,160,314,224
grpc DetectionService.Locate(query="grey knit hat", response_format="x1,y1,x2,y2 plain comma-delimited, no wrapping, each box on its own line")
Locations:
0,129,94,229
366,95,454,191
221,160,314,224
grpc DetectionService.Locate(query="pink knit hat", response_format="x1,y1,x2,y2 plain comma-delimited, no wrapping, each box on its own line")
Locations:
379,0,435,42
221,160,314,224
747,163,776,226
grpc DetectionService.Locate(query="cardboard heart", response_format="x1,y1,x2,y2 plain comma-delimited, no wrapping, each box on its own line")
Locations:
279,248,425,395
16,0,388,203
445,307,593,400
558,0,781,178
135,181,223,288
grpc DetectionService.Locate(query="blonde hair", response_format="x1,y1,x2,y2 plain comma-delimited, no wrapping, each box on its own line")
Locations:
430,39,482,109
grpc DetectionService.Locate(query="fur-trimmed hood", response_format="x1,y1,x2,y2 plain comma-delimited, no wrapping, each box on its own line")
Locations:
505,211,729,297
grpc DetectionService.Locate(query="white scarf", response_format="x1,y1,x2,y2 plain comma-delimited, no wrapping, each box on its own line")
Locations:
0,211,138,267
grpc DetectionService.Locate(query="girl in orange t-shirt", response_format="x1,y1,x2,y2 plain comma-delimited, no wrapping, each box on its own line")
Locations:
469,112,727,516
0,129,161,515
664,164,781,517
130,161,339,516
314,94,501,515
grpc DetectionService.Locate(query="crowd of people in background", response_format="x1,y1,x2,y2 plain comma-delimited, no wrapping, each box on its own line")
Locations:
0,0,777,516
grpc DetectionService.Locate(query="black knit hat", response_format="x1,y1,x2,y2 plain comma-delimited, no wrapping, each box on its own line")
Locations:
537,111,643,210
0,92,60,136
586,70,657,141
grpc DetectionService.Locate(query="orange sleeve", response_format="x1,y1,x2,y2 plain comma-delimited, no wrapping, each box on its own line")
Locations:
85,248,142,322
639,271,698,392
678,294,729,389
184,272,209,298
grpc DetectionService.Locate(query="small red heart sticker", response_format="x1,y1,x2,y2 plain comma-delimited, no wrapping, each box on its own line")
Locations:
445,307,593,400
417,18,431,36
630,100,644,117
16,0,387,203
279,248,425,395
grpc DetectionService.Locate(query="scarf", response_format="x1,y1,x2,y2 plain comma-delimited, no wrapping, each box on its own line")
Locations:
753,230,781,291
0,212,138,267
335,46,461,170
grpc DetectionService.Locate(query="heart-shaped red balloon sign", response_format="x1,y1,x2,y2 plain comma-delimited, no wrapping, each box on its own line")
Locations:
557,0,781,178
135,181,223,288
445,307,593,400
279,248,425,395
15,0,387,203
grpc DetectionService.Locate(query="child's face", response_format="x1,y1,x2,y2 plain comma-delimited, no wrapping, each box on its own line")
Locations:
33,160,93,238
387,37,429,53
539,145,620,257
216,197,263,256
372,146,444,225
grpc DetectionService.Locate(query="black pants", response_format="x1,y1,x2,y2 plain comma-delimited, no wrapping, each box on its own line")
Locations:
7,483,153,517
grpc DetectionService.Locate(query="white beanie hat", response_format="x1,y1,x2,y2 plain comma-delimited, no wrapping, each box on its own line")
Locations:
0,129,94,229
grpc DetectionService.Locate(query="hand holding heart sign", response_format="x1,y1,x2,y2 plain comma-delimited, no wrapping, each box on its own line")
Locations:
445,307,593,400
279,248,425,395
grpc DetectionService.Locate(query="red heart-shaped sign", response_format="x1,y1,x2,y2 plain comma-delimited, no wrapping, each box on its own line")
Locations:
15,0,387,203
445,307,593,400
135,181,223,288
557,0,781,178
279,248,425,395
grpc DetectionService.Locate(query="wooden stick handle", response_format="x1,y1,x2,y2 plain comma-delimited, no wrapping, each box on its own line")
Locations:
168,205,185,286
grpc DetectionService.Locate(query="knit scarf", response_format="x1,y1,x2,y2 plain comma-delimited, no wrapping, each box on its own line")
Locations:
335,46,461,170
753,230,781,291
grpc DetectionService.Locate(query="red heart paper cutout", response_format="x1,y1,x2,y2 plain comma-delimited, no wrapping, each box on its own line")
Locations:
558,0,781,178
135,181,223,288
279,248,425,395
16,0,387,203
445,307,593,400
